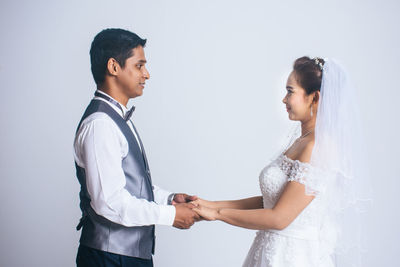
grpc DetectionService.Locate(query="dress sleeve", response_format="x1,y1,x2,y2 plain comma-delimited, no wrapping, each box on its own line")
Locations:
287,161,310,184
288,161,323,196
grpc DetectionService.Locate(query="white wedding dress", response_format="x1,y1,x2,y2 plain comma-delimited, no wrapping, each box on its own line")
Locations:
242,153,335,267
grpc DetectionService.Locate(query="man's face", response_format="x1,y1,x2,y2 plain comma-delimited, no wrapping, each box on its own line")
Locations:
117,46,150,99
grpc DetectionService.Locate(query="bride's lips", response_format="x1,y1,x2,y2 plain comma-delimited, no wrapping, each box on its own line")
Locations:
286,106,291,112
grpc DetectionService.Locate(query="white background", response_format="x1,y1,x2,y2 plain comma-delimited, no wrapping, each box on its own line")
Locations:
0,0,399,266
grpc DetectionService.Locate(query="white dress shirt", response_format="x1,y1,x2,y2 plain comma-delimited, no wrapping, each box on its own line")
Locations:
73,90,176,227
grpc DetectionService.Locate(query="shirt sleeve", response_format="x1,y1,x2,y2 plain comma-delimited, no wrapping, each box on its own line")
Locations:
153,185,174,205
74,116,176,227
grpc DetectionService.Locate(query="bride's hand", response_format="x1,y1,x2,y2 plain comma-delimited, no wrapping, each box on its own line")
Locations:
191,198,215,209
192,205,219,221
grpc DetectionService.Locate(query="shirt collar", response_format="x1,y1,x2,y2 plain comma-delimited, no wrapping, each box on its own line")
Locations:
95,90,129,117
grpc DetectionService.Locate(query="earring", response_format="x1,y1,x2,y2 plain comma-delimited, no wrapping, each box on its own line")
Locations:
310,106,313,117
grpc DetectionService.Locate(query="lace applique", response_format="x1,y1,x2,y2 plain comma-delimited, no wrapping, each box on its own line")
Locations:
259,153,324,216
245,154,330,267
250,231,297,266
259,159,288,204
285,157,311,185
278,155,293,176
280,155,321,195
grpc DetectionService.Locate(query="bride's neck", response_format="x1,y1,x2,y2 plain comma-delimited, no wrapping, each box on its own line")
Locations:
300,118,315,136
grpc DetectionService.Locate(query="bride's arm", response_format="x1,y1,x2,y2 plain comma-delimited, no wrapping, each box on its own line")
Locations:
193,181,314,230
193,196,263,210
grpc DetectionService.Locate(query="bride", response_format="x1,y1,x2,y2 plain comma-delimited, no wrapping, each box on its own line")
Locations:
192,57,371,267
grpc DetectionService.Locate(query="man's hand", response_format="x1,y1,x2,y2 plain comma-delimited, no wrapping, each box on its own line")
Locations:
173,203,201,229
172,193,198,205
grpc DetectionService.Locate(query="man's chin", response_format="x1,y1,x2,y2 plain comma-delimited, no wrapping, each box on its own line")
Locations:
137,87,144,96
130,90,143,98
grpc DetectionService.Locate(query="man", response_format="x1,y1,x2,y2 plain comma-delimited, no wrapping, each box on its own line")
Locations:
73,28,199,267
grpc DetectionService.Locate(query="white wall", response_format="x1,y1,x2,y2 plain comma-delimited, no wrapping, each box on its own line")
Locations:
0,0,398,266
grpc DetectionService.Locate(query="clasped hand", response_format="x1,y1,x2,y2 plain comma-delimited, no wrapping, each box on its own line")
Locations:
172,194,219,230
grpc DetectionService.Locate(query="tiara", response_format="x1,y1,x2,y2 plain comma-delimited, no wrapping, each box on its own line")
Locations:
313,58,324,71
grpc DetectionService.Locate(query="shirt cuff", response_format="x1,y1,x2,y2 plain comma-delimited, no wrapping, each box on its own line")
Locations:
157,205,176,226
153,185,173,205
167,193,175,205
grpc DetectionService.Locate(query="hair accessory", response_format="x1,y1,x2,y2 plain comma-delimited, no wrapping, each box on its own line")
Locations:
313,58,324,71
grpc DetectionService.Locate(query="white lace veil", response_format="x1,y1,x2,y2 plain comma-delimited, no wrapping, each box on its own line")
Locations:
287,59,373,266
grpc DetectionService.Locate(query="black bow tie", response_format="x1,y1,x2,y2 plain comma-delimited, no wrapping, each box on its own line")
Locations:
94,91,135,121
124,106,135,121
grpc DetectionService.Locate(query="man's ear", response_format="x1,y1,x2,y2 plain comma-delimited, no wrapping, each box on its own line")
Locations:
313,91,320,103
106,58,119,76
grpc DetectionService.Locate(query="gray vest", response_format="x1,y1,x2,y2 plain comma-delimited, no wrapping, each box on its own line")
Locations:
75,99,155,259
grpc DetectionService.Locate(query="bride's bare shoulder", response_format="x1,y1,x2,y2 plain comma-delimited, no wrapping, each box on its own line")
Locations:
292,139,315,163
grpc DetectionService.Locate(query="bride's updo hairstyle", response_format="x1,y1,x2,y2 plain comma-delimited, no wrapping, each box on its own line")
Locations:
293,56,325,95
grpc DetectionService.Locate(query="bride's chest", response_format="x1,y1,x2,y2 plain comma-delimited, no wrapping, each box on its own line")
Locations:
259,161,290,202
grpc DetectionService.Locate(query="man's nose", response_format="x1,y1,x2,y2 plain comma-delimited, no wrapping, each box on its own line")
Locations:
143,67,150,79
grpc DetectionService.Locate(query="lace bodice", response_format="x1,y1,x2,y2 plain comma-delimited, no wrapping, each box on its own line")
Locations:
242,153,334,267
259,153,323,228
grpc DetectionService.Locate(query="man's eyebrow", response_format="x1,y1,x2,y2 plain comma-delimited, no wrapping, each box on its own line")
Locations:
286,85,294,89
138,59,147,63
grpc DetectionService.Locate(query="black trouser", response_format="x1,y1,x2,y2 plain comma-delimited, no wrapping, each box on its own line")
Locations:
76,244,153,267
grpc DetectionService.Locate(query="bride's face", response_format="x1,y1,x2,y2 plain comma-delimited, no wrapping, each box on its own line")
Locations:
282,71,315,121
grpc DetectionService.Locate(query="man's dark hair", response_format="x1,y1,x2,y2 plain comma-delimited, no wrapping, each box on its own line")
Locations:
90,28,146,85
